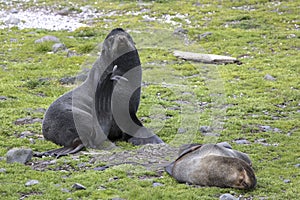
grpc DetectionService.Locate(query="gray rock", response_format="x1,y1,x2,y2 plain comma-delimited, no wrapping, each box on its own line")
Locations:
19,131,35,138
52,43,66,53
198,32,212,39
10,38,18,42
57,7,71,16
234,139,251,145
5,16,20,25
61,188,70,193
27,107,46,114
0,168,6,173
10,8,19,14
287,34,296,39
29,138,35,144
0,96,7,100
177,127,186,134
98,186,107,190
264,74,276,81
260,125,272,132
93,166,109,171
219,193,238,200
72,183,86,190
273,128,281,133
66,50,79,57
25,180,39,186
60,76,76,85
35,35,60,43
153,182,164,187
294,164,300,168
174,27,188,35
6,148,33,164
109,177,119,182
80,5,93,13
199,126,212,133
283,179,291,183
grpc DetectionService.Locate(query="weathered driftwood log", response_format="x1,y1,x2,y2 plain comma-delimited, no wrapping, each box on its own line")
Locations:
173,50,241,65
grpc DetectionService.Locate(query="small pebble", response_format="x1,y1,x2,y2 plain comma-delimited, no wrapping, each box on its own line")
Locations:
294,164,300,168
10,8,19,14
52,43,66,53
35,35,60,43
177,127,186,134
219,193,238,200
109,177,119,182
93,166,109,171
260,125,272,132
57,7,71,16
72,183,86,190
0,168,6,173
0,96,7,100
198,32,212,39
20,131,34,138
234,139,251,145
174,27,188,35
5,16,20,25
61,188,70,193
199,126,212,133
264,74,276,81
98,186,107,190
153,182,164,187
283,179,291,183
25,180,39,186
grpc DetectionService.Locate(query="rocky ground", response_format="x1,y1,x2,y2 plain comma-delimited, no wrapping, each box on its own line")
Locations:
0,1,299,200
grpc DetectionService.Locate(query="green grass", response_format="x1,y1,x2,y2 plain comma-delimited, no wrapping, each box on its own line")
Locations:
0,0,299,199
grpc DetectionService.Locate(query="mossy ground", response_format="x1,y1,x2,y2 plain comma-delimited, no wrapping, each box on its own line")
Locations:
0,0,299,199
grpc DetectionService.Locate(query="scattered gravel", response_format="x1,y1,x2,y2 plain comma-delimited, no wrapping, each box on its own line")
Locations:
14,116,43,125
0,4,191,31
153,182,164,187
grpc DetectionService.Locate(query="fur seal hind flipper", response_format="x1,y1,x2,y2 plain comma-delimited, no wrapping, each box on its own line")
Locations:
177,144,202,159
34,138,85,158
165,161,175,176
164,144,202,177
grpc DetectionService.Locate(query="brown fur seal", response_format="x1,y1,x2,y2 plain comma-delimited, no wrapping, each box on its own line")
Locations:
38,28,163,157
165,143,256,189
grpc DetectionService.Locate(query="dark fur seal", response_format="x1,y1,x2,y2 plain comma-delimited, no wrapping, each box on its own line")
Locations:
165,143,256,189
39,28,163,157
